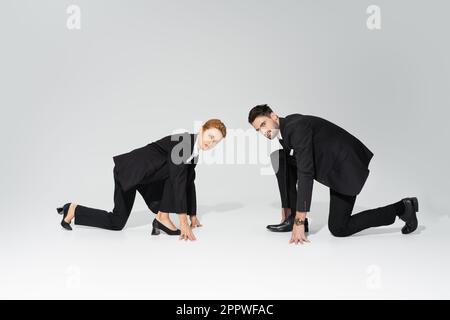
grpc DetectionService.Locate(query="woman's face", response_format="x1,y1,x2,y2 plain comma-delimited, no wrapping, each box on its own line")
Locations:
199,127,223,151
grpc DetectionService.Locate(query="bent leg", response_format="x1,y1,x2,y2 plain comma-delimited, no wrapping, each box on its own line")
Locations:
158,167,196,215
271,149,296,210
328,189,397,237
74,169,136,230
137,180,165,214
186,168,197,216
137,177,196,216
285,153,298,215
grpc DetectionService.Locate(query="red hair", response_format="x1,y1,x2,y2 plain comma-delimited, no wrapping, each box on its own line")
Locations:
202,119,227,138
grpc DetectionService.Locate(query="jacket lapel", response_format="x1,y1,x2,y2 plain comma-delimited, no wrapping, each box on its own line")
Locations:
278,117,289,149
278,116,297,156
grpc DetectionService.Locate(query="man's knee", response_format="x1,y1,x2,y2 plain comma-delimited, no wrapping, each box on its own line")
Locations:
111,224,125,231
328,223,351,237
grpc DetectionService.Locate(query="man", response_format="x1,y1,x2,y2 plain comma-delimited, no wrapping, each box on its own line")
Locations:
248,104,419,244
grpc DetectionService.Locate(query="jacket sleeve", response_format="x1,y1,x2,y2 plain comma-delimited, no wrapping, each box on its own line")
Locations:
187,170,197,216
289,121,314,212
167,155,189,213
166,133,194,213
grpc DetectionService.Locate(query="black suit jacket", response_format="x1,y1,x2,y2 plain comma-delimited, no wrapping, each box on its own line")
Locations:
112,132,198,212
279,114,374,212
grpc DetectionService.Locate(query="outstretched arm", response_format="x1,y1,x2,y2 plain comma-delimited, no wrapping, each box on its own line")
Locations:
168,154,197,241
288,122,314,244
289,121,314,213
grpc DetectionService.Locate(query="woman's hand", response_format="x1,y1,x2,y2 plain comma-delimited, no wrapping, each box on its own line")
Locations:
189,215,203,229
179,214,197,241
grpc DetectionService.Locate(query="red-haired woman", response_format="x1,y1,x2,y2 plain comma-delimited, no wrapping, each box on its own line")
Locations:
57,119,226,241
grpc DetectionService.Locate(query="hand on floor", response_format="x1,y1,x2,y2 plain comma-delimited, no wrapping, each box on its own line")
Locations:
180,221,197,241
190,215,203,229
290,224,310,245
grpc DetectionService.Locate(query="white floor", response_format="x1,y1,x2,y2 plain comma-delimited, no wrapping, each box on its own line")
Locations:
1,200,449,299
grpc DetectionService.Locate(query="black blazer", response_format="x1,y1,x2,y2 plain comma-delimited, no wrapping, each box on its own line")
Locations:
279,114,374,212
112,132,198,212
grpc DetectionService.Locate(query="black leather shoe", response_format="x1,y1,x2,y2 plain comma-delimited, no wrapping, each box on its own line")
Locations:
398,197,419,234
267,215,309,233
56,203,73,231
151,218,181,236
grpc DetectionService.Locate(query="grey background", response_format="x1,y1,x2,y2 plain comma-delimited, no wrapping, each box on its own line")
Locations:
0,0,449,299
1,0,448,217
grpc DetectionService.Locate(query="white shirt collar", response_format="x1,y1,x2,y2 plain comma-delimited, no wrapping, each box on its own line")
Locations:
193,134,200,156
277,129,283,140
185,134,201,163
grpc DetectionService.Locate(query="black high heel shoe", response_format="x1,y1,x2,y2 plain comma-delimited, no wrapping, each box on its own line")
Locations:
56,203,73,231
151,218,181,236
398,197,419,234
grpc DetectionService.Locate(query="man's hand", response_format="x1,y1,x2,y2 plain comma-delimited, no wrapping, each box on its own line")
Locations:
179,214,197,241
289,212,310,245
189,215,203,229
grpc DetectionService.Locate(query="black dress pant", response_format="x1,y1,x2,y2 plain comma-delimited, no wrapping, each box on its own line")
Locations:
74,165,196,231
270,149,397,237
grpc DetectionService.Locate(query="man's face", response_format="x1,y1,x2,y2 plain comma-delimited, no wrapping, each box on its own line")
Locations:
251,113,280,140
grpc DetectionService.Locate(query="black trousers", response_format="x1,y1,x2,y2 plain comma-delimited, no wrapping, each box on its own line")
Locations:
271,149,397,237
74,165,196,230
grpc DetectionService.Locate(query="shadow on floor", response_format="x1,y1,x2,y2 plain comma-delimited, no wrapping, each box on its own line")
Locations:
126,201,245,228
352,225,426,237
269,201,426,236
198,202,245,217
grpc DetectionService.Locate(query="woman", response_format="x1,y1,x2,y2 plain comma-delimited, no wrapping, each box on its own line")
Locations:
57,119,227,241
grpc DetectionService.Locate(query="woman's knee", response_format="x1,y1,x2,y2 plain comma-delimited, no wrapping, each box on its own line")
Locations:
110,218,127,231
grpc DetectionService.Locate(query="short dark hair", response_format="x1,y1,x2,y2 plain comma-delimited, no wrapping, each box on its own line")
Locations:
248,104,273,124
